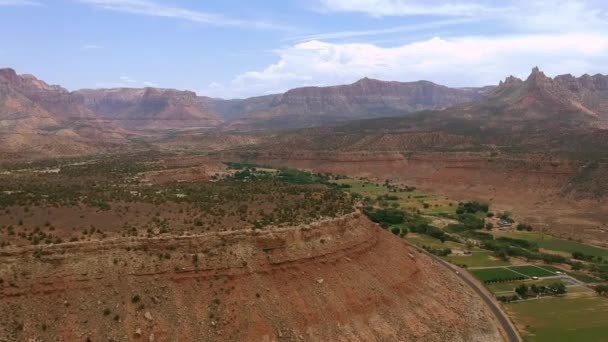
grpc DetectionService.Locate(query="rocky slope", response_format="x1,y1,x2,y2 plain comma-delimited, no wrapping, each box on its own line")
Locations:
0,214,502,341
74,88,222,130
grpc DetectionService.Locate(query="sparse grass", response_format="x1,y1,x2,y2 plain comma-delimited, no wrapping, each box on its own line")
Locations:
404,233,447,249
499,231,608,258
504,292,608,342
444,251,510,268
332,179,456,215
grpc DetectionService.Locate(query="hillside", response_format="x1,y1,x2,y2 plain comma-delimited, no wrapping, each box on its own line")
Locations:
0,156,503,341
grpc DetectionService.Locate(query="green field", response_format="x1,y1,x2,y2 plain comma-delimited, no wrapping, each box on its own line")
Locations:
470,265,560,283
500,232,608,258
567,272,602,283
533,265,564,273
507,265,556,278
444,251,511,268
470,267,526,283
504,292,608,342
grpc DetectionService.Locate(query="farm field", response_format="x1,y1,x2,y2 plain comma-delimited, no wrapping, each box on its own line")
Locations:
470,267,526,283
527,265,601,283
507,265,557,278
504,291,608,342
470,265,559,283
445,251,511,268
497,231,608,258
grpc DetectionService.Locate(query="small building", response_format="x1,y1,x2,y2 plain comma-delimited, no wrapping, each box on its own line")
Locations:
498,220,512,228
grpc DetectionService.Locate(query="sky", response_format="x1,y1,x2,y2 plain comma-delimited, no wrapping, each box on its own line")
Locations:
1,0,608,98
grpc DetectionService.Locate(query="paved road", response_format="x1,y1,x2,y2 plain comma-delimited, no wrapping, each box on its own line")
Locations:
410,245,521,342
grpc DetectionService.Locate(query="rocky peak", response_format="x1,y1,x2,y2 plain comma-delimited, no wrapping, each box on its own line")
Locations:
498,75,523,86
0,68,18,82
0,68,67,93
526,66,550,84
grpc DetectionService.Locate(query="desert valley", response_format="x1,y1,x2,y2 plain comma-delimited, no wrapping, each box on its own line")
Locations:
1,62,608,341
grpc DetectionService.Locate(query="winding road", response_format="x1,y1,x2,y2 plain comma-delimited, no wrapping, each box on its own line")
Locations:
410,244,521,342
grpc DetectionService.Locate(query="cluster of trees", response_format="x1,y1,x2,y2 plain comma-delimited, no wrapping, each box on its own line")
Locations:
572,251,604,263
497,295,518,303
483,275,527,284
363,207,405,227
498,211,514,223
594,284,608,296
456,201,489,215
516,223,533,231
457,213,485,230
362,207,448,241
515,282,567,299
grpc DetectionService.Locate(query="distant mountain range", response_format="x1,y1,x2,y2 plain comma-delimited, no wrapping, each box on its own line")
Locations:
0,67,492,132
2,66,608,157
251,67,608,158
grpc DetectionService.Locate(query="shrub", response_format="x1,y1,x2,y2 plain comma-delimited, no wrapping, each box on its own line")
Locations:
516,223,533,231
456,201,489,214
131,294,141,303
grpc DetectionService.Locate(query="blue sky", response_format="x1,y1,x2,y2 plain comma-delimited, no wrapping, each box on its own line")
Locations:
1,0,608,98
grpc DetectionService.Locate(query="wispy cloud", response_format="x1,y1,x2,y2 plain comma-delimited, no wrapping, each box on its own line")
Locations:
316,0,608,34
81,44,103,50
0,0,41,6
286,18,477,42
78,0,293,30
316,0,507,17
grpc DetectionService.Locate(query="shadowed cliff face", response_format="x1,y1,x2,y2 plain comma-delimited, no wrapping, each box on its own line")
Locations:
0,68,127,156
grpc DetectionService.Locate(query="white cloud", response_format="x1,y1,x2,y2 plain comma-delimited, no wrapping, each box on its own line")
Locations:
0,0,40,5
210,33,608,98
78,0,291,30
